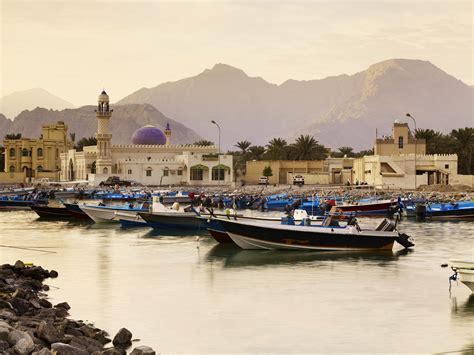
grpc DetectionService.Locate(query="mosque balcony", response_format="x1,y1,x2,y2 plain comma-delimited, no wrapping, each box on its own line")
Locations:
96,134,112,139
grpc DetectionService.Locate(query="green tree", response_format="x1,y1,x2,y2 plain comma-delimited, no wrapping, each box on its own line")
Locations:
194,139,214,146
247,145,265,161
332,146,355,158
76,137,98,152
451,127,474,175
289,135,328,160
4,133,21,140
235,140,252,155
354,148,374,158
265,138,288,160
262,166,273,181
69,132,76,144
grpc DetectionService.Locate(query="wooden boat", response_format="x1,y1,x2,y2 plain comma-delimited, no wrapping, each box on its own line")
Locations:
138,211,206,230
115,210,148,228
215,217,414,251
30,205,72,219
405,201,474,220
450,261,474,292
335,199,399,216
203,210,325,244
81,204,148,223
0,199,48,211
63,203,93,220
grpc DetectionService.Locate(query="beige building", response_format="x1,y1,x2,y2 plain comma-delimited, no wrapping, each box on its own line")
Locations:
246,158,354,185
61,91,234,186
374,122,425,155
0,122,73,183
354,121,473,189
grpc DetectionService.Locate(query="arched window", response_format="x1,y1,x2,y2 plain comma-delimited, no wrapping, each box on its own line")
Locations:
163,167,169,176
398,136,404,149
9,165,15,172
103,167,108,174
37,166,43,172
37,148,43,157
22,148,29,157
9,148,15,157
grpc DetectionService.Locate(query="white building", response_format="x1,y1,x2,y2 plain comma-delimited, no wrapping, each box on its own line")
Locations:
60,91,233,186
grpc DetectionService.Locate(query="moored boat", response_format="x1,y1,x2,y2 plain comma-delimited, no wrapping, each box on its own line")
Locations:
450,260,474,292
81,204,149,223
63,203,93,220
214,217,414,251
0,198,48,211
30,205,73,219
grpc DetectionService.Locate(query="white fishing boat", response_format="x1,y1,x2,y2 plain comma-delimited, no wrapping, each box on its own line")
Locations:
80,204,148,223
450,260,474,292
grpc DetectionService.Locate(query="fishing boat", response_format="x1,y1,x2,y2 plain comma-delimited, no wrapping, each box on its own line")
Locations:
405,201,474,220
115,210,148,228
30,205,73,219
81,204,149,223
450,261,474,292
63,203,93,220
204,209,325,244
214,216,414,251
0,198,48,210
138,210,206,230
334,199,399,216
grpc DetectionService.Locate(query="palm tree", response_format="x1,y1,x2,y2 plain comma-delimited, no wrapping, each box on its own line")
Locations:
451,128,474,174
289,135,328,160
247,145,265,161
337,146,354,158
4,133,21,140
265,138,288,160
194,139,214,146
235,140,252,155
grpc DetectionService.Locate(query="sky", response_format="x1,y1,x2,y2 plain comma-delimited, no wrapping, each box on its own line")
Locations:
1,0,472,106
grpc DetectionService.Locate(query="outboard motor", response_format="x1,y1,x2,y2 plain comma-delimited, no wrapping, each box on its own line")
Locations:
396,233,415,248
415,203,427,222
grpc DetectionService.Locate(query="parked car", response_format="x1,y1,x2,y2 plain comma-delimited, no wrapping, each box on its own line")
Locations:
258,176,269,185
99,176,132,187
293,175,305,185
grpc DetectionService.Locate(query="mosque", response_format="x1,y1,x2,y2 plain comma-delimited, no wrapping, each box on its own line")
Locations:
60,91,233,186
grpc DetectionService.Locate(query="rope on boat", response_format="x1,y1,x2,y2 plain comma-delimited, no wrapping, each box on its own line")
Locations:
0,245,57,254
448,269,458,292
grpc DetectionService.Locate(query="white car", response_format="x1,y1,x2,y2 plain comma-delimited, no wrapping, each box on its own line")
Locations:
258,176,269,185
293,175,305,185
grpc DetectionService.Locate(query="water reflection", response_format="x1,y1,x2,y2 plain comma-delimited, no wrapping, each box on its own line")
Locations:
205,243,413,268
451,294,474,318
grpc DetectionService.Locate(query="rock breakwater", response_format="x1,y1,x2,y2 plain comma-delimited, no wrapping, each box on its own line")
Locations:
0,261,156,354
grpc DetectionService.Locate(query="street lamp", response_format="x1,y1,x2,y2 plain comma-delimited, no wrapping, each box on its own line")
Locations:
211,120,221,185
406,113,417,190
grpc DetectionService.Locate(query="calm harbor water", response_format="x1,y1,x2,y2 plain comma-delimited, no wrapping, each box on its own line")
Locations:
1,210,473,354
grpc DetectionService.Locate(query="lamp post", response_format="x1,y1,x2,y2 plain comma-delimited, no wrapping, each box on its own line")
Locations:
406,113,417,190
211,120,221,185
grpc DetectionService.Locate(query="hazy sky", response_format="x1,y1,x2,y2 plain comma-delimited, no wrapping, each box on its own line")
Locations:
1,0,472,106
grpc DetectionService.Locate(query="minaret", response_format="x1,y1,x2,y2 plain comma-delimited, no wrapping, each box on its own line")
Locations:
164,122,172,146
95,90,113,174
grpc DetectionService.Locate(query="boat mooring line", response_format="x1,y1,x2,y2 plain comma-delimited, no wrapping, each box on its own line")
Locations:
0,245,57,254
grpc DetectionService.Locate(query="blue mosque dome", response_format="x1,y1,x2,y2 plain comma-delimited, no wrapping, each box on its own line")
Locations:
131,125,167,145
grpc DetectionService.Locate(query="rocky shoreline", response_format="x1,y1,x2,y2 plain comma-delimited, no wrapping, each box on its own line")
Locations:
0,261,156,354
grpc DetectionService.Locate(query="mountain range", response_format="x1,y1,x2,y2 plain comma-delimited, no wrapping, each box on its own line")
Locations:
0,104,202,145
118,59,473,150
0,88,74,119
1,59,472,150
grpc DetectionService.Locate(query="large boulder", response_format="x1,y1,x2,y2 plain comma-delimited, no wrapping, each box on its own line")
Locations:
130,345,156,355
37,321,63,344
14,336,35,354
112,328,132,349
8,329,32,346
32,348,53,355
68,336,104,353
51,342,88,355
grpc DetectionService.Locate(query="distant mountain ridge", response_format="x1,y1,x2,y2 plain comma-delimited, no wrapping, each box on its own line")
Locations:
118,59,473,150
0,104,202,145
0,88,74,119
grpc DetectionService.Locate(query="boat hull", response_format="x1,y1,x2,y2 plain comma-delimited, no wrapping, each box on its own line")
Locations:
30,205,72,219
63,203,93,220
139,212,205,230
337,200,397,216
217,219,397,251
208,228,233,243
0,199,48,211
451,261,474,292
